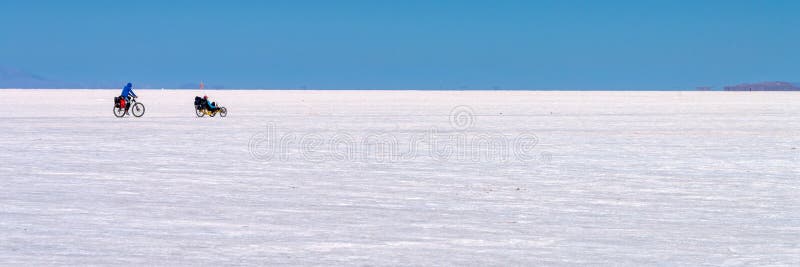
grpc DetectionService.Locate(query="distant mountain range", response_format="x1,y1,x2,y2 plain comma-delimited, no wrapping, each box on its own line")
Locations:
0,66,220,89
0,66,69,88
722,81,800,91
2,66,799,91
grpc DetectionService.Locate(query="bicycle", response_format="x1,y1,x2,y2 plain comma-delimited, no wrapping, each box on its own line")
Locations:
113,96,146,118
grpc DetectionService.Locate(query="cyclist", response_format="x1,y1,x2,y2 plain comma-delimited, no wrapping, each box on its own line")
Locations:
205,96,220,112
119,83,138,112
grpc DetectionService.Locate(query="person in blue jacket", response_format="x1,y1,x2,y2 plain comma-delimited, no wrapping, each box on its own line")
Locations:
203,95,219,112
119,83,137,112
120,82,137,99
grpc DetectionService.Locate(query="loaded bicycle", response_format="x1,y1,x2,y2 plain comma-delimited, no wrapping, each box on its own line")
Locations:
113,96,145,118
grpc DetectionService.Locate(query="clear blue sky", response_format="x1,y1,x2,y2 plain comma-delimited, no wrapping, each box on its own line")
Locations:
1,0,798,89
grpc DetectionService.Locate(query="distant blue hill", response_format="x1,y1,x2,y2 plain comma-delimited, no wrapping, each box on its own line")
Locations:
723,81,800,91
0,66,199,89
0,66,71,88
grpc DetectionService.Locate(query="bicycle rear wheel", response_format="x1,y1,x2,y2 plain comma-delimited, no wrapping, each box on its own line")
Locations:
113,106,126,117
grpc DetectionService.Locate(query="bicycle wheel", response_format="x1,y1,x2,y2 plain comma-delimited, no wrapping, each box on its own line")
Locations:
132,103,145,117
195,107,205,117
113,106,126,117
219,107,227,117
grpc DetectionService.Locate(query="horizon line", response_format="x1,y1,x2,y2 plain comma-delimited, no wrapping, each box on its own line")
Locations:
2,88,797,92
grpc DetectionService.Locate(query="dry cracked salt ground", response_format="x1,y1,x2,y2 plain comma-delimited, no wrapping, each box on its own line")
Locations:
0,89,799,266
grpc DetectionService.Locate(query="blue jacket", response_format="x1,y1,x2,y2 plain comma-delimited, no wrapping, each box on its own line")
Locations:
120,83,137,98
208,101,216,109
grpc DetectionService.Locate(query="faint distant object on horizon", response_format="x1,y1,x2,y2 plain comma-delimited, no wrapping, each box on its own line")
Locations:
723,81,800,91
178,82,225,90
695,86,714,91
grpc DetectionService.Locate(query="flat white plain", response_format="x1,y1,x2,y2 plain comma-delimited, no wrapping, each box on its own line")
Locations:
1,89,798,266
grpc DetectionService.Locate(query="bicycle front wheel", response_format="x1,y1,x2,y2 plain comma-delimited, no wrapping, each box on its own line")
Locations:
132,103,146,117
